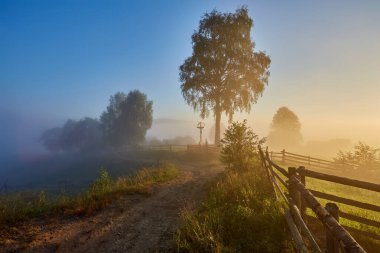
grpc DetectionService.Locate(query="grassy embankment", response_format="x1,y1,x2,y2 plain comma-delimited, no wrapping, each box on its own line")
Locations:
175,161,292,253
0,163,178,227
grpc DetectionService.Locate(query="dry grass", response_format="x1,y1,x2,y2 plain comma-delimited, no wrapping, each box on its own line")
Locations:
0,163,179,226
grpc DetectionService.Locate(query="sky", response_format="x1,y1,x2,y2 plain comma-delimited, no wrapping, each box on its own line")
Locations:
1,0,380,156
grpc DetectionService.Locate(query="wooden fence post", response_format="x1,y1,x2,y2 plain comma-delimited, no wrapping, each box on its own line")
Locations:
288,167,301,211
325,203,340,253
298,166,307,218
282,149,286,163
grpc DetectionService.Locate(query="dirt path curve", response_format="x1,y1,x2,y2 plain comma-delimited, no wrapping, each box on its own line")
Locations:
4,161,222,253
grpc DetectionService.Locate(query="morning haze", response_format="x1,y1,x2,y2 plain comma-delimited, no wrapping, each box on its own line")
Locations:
1,1,380,251
1,1,379,158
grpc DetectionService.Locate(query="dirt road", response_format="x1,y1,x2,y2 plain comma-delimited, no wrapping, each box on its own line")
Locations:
2,161,222,253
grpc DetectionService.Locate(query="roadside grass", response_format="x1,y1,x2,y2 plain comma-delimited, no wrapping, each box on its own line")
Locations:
175,163,291,253
0,163,179,227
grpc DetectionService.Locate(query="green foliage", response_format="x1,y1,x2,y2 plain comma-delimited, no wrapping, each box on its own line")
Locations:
334,142,380,171
176,168,290,253
267,106,302,149
0,164,178,226
180,7,270,144
100,90,153,147
220,120,265,172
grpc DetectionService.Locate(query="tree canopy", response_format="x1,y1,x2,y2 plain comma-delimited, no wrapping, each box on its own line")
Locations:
267,107,303,149
180,7,270,145
100,90,153,147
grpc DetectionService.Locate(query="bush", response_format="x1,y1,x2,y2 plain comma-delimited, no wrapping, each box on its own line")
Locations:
334,142,380,171
220,120,265,172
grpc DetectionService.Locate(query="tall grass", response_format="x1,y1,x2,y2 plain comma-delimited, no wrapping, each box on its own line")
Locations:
175,165,291,253
0,163,178,226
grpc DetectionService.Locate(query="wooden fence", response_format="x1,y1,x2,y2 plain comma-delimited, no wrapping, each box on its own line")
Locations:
135,144,220,153
258,146,380,253
270,150,359,172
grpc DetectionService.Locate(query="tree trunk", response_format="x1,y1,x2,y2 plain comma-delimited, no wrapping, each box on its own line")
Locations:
214,109,221,146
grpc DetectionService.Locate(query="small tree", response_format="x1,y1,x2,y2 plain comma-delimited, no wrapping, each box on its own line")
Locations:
220,120,265,172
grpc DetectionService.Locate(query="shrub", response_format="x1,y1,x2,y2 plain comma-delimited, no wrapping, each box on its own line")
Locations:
220,120,265,172
334,142,380,171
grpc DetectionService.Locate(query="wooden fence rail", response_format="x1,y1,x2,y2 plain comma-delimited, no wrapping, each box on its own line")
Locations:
130,144,220,153
258,146,378,253
270,150,361,172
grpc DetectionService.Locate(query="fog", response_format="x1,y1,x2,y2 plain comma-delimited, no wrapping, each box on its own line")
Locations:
1,0,380,194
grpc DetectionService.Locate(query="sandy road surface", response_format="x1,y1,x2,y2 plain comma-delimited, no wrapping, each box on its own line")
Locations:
1,161,222,253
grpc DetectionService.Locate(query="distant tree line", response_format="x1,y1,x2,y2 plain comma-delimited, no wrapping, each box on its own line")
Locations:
40,90,153,153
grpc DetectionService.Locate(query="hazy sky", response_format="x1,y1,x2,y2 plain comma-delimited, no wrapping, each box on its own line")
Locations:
1,0,379,155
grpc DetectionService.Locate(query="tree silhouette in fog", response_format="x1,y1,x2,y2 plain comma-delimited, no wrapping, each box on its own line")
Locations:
40,118,103,153
100,90,153,147
41,90,152,152
180,7,270,145
267,107,302,150
40,127,62,152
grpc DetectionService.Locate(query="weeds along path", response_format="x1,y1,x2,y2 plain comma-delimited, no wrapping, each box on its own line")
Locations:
4,160,222,253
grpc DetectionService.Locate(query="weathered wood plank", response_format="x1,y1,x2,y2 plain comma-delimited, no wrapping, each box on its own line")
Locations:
310,190,380,213
302,169,380,193
267,159,289,177
343,225,380,241
289,200,322,253
340,211,380,229
285,209,309,253
290,177,366,253
272,169,288,188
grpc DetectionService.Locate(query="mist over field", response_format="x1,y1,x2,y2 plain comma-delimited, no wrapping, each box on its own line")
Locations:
0,0,378,216
1,1,380,252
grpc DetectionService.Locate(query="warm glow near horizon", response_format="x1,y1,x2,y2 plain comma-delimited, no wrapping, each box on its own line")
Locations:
1,0,379,156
